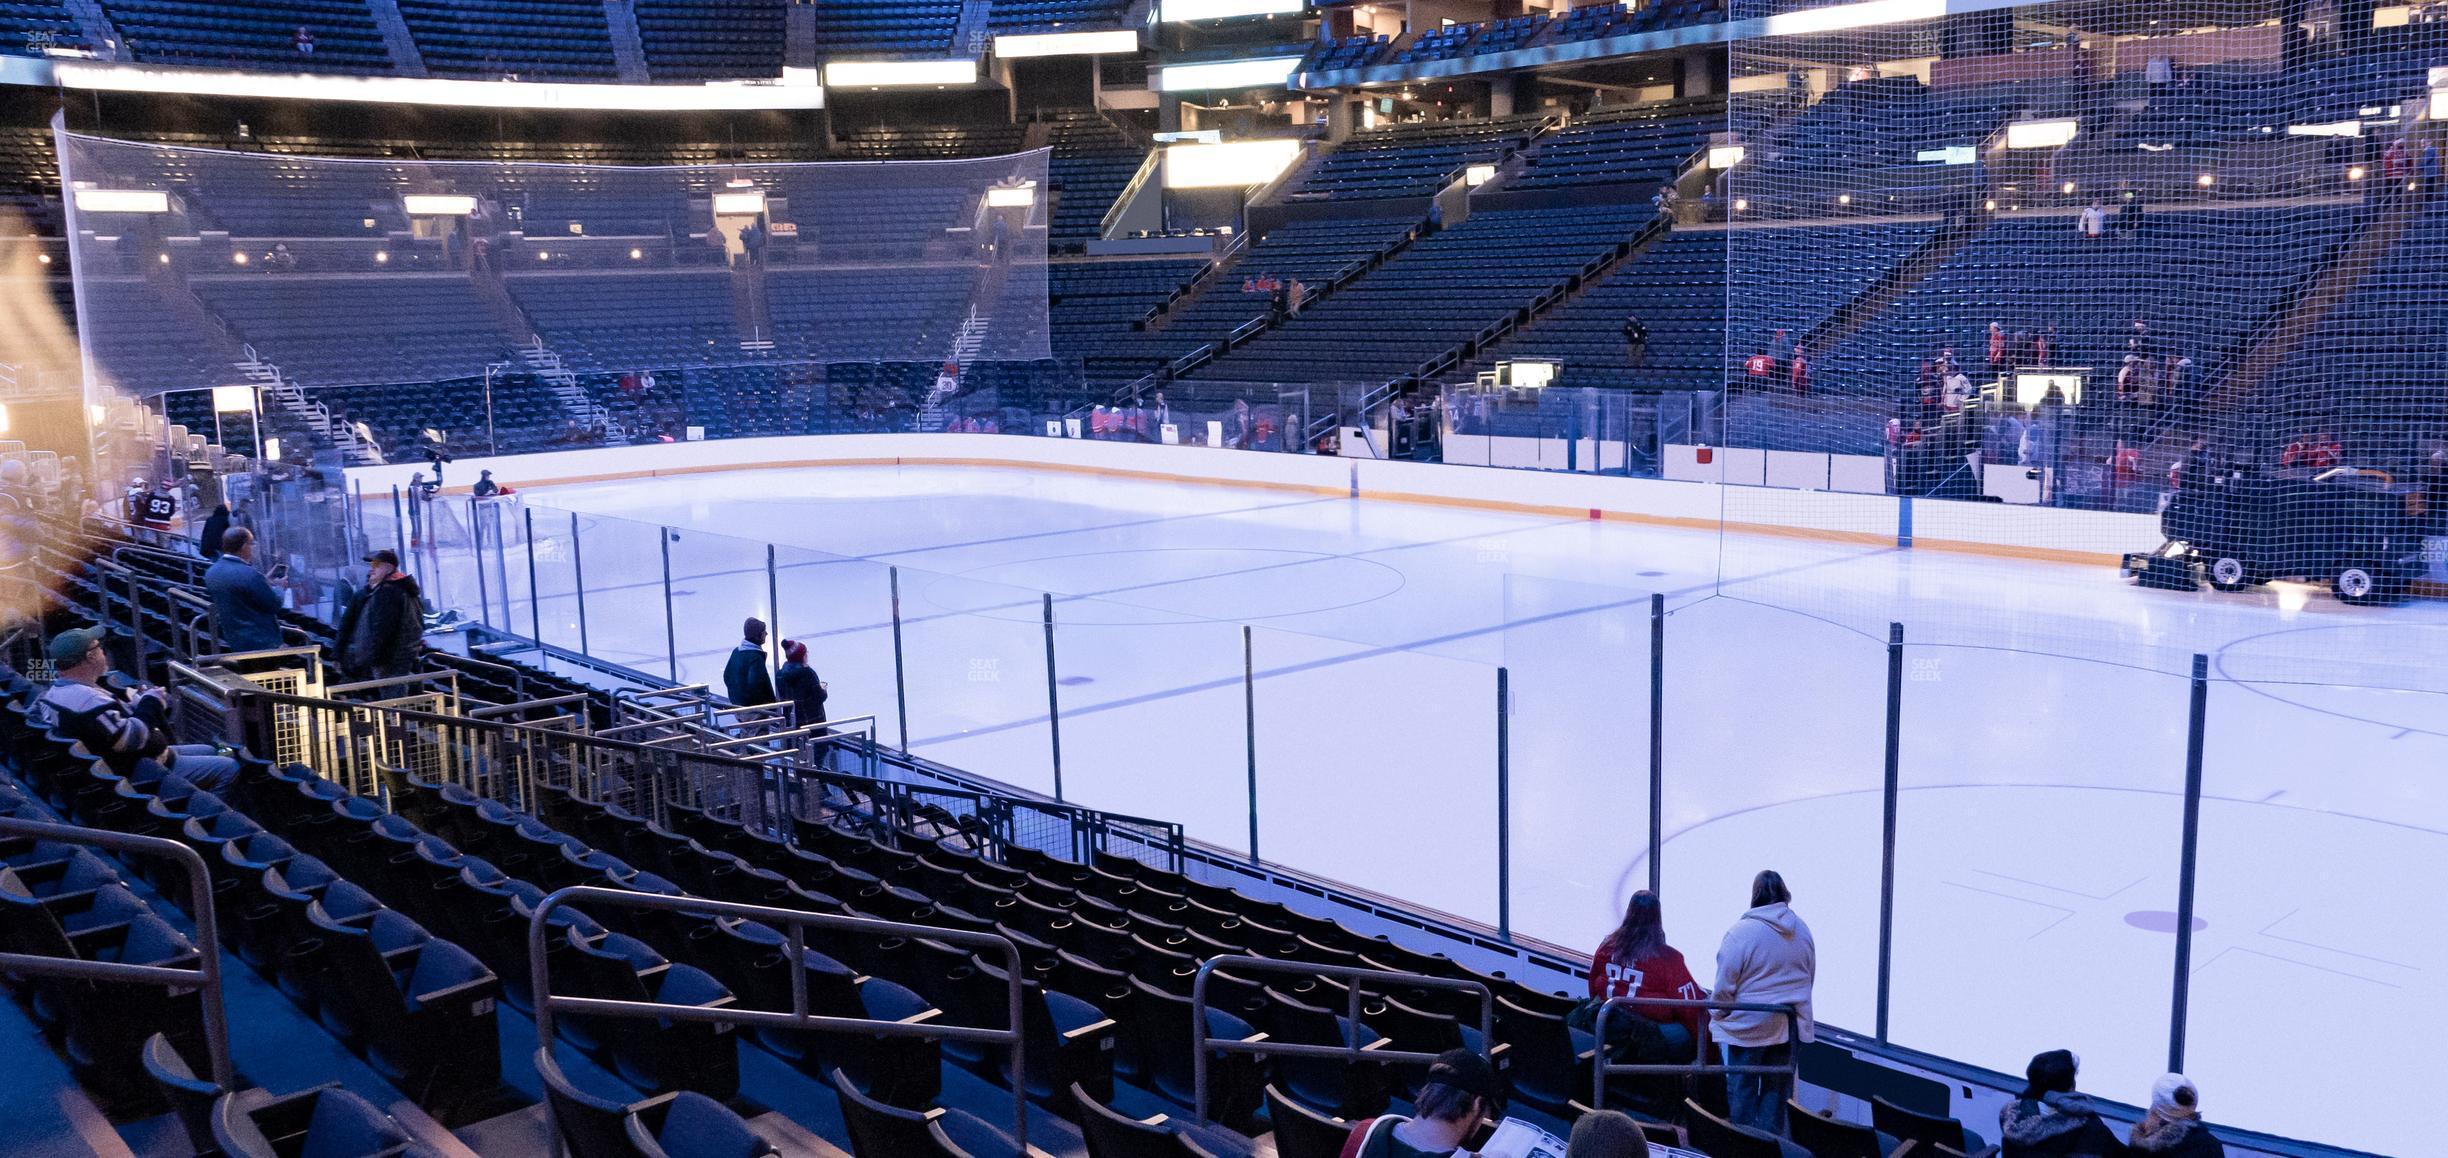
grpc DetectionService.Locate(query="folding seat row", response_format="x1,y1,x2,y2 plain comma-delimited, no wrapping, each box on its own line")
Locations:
0,693,510,1122
0,775,210,1110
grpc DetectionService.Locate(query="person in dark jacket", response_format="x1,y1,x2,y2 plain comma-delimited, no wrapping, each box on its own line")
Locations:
723,617,776,706
335,550,424,679
775,639,826,729
1339,1049,1495,1158
2001,1049,2124,1157
2128,1075,2221,1157
32,628,241,789
204,527,286,653
198,503,231,557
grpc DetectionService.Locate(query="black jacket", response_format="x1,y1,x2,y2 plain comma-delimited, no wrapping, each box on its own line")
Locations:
2002,1093,2128,1158
777,661,826,728
34,680,172,772
337,574,424,676
724,643,776,706
199,510,231,556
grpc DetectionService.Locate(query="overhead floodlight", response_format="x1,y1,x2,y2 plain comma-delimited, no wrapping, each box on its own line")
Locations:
2004,119,2079,149
712,191,767,215
1156,56,1303,92
52,62,825,110
72,188,169,214
985,182,1039,208
1162,0,1303,19
212,385,255,413
994,30,1140,57
1153,130,1224,144
1465,164,1496,187
1163,140,1302,188
403,194,477,216
1708,145,1746,169
823,59,977,88
2287,120,2363,138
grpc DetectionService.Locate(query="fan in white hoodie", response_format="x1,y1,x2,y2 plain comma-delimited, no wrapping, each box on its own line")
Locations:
1711,895,1817,1046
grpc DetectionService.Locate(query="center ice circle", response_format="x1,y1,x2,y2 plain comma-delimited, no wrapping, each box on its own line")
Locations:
920,546,1406,625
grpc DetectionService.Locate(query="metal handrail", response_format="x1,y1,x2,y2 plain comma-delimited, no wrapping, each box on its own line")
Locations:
1190,954,1494,1123
0,816,235,1088
528,886,1030,1149
1589,996,1801,1106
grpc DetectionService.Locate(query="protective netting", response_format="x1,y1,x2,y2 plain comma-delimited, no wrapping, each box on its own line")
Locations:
53,129,1050,451
1714,1,2448,683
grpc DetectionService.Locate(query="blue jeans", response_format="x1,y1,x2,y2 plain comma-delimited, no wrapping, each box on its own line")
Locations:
166,745,241,793
1724,1040,1793,1136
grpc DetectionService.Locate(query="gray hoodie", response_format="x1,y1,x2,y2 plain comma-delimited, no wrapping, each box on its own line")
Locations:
1711,902,1816,1046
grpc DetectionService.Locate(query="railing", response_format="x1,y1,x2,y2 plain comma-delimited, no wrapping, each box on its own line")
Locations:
1189,954,1494,1123
1589,996,1801,1107
529,886,1031,1149
0,817,235,1089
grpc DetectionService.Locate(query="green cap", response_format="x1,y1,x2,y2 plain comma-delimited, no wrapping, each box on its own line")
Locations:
46,627,105,667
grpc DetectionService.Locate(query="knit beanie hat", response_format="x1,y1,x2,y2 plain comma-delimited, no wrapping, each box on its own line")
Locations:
2150,1074,2198,1119
782,639,807,664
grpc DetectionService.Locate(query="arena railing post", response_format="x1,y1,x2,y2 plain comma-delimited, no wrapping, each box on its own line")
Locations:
1243,624,1259,865
471,498,493,628
570,510,590,656
659,525,677,681
1648,592,1664,896
391,485,405,562
889,566,909,751
1496,664,1511,942
2169,653,2210,1072
766,544,781,688
1877,621,1903,1044
524,506,541,644
1042,592,1064,802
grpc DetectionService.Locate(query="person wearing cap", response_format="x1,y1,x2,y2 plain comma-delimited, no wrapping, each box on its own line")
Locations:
2128,1074,2222,1156
205,527,287,653
724,617,777,707
472,470,500,498
32,628,242,791
2001,1049,2116,1157
1339,1048,1495,1157
335,549,425,679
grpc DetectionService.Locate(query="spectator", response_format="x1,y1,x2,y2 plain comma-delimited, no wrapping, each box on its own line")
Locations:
2021,404,2055,467
1711,869,1815,1135
1566,1110,1647,1158
2383,136,2410,187
2281,431,2341,471
206,527,286,653
198,502,231,558
1338,1049,1495,1157
724,617,776,707
1789,342,1810,396
1587,890,1705,1062
1769,329,1793,370
1424,199,1444,236
1287,278,1307,317
2000,1049,2122,1157
266,242,295,271
472,470,499,498
776,639,827,732
1623,313,1650,366
2119,194,2144,236
2036,324,2056,365
2077,199,2107,239
335,550,424,679
1942,362,1974,412
33,628,242,791
1988,322,2006,367
2423,142,2441,194
2130,1075,2222,1157
1652,183,1679,216
295,24,314,55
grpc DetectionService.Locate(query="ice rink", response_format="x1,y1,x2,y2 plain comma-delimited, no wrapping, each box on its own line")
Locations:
414,462,2447,1154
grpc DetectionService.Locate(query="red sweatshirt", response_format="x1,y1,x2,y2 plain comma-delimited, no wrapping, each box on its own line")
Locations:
1587,943,1707,1047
